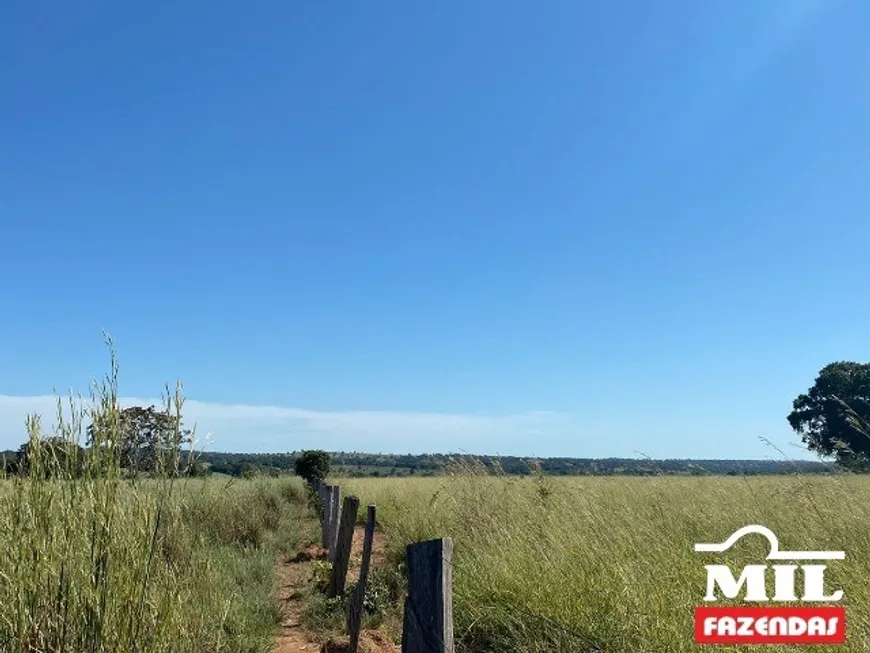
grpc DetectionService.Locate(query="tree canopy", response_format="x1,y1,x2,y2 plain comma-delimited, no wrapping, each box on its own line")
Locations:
87,405,192,474
787,361,870,468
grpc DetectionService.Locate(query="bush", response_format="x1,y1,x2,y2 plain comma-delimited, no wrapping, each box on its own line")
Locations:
294,450,331,487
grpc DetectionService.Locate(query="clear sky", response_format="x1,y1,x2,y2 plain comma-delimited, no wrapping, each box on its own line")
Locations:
1,0,868,459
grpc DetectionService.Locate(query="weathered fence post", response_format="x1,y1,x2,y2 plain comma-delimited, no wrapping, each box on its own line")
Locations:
312,479,322,518
321,485,330,520
401,538,454,653
327,485,341,561
320,484,334,548
327,495,360,598
347,504,376,652
312,479,322,514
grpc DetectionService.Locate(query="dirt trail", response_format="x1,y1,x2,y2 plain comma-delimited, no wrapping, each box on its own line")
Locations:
272,544,326,653
272,526,396,653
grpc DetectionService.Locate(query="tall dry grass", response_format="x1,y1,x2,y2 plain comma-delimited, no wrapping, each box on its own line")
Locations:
0,342,309,653
341,464,870,652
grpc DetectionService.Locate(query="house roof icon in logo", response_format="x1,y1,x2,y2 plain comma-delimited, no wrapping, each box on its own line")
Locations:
694,525,844,561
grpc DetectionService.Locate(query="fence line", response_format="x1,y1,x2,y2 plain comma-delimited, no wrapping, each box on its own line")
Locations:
313,481,455,653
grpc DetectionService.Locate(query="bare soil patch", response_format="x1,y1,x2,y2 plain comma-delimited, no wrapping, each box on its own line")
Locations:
272,526,394,653
320,630,399,653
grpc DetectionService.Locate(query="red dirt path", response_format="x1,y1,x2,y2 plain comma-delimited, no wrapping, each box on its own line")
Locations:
271,526,396,653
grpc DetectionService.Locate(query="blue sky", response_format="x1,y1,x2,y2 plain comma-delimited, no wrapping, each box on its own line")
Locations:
1,0,868,458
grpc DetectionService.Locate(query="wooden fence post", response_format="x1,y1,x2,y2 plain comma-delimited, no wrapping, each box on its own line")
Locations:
327,495,360,598
401,538,454,653
327,485,341,561
321,484,336,549
320,485,330,548
347,504,376,652
312,479,323,516
320,484,330,522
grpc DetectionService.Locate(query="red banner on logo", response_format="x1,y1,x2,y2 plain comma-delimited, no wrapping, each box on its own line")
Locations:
695,606,845,645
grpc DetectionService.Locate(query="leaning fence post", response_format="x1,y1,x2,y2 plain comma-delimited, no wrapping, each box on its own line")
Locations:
347,504,377,652
327,495,360,598
401,538,454,653
327,485,341,561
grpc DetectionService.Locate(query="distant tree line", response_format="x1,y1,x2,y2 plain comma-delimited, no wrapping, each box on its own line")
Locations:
7,356,869,479
140,450,833,478
0,445,838,479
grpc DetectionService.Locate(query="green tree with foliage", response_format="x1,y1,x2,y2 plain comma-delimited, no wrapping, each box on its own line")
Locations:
788,361,870,468
294,449,331,486
16,436,86,478
87,404,192,474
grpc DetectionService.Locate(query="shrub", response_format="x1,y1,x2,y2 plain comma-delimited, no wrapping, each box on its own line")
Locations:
295,450,331,487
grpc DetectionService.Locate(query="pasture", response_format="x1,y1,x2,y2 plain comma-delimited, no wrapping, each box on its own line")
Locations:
1,353,864,652
2,450,867,652
339,469,870,652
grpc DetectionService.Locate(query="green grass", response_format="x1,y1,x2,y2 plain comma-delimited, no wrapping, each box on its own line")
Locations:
0,344,313,653
7,341,865,652
339,466,870,652
0,464,310,653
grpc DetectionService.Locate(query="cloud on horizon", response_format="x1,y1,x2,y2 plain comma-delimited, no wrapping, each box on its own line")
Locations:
0,394,598,457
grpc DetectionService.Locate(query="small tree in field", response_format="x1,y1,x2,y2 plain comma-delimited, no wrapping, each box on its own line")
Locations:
294,450,331,487
87,404,192,475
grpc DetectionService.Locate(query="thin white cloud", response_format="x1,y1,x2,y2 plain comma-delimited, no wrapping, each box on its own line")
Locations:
0,395,818,460
0,394,589,456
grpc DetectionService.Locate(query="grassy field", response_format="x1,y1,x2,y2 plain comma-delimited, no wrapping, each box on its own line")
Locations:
0,468,311,653
3,348,865,652
4,434,866,653
340,467,870,652
0,351,316,653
